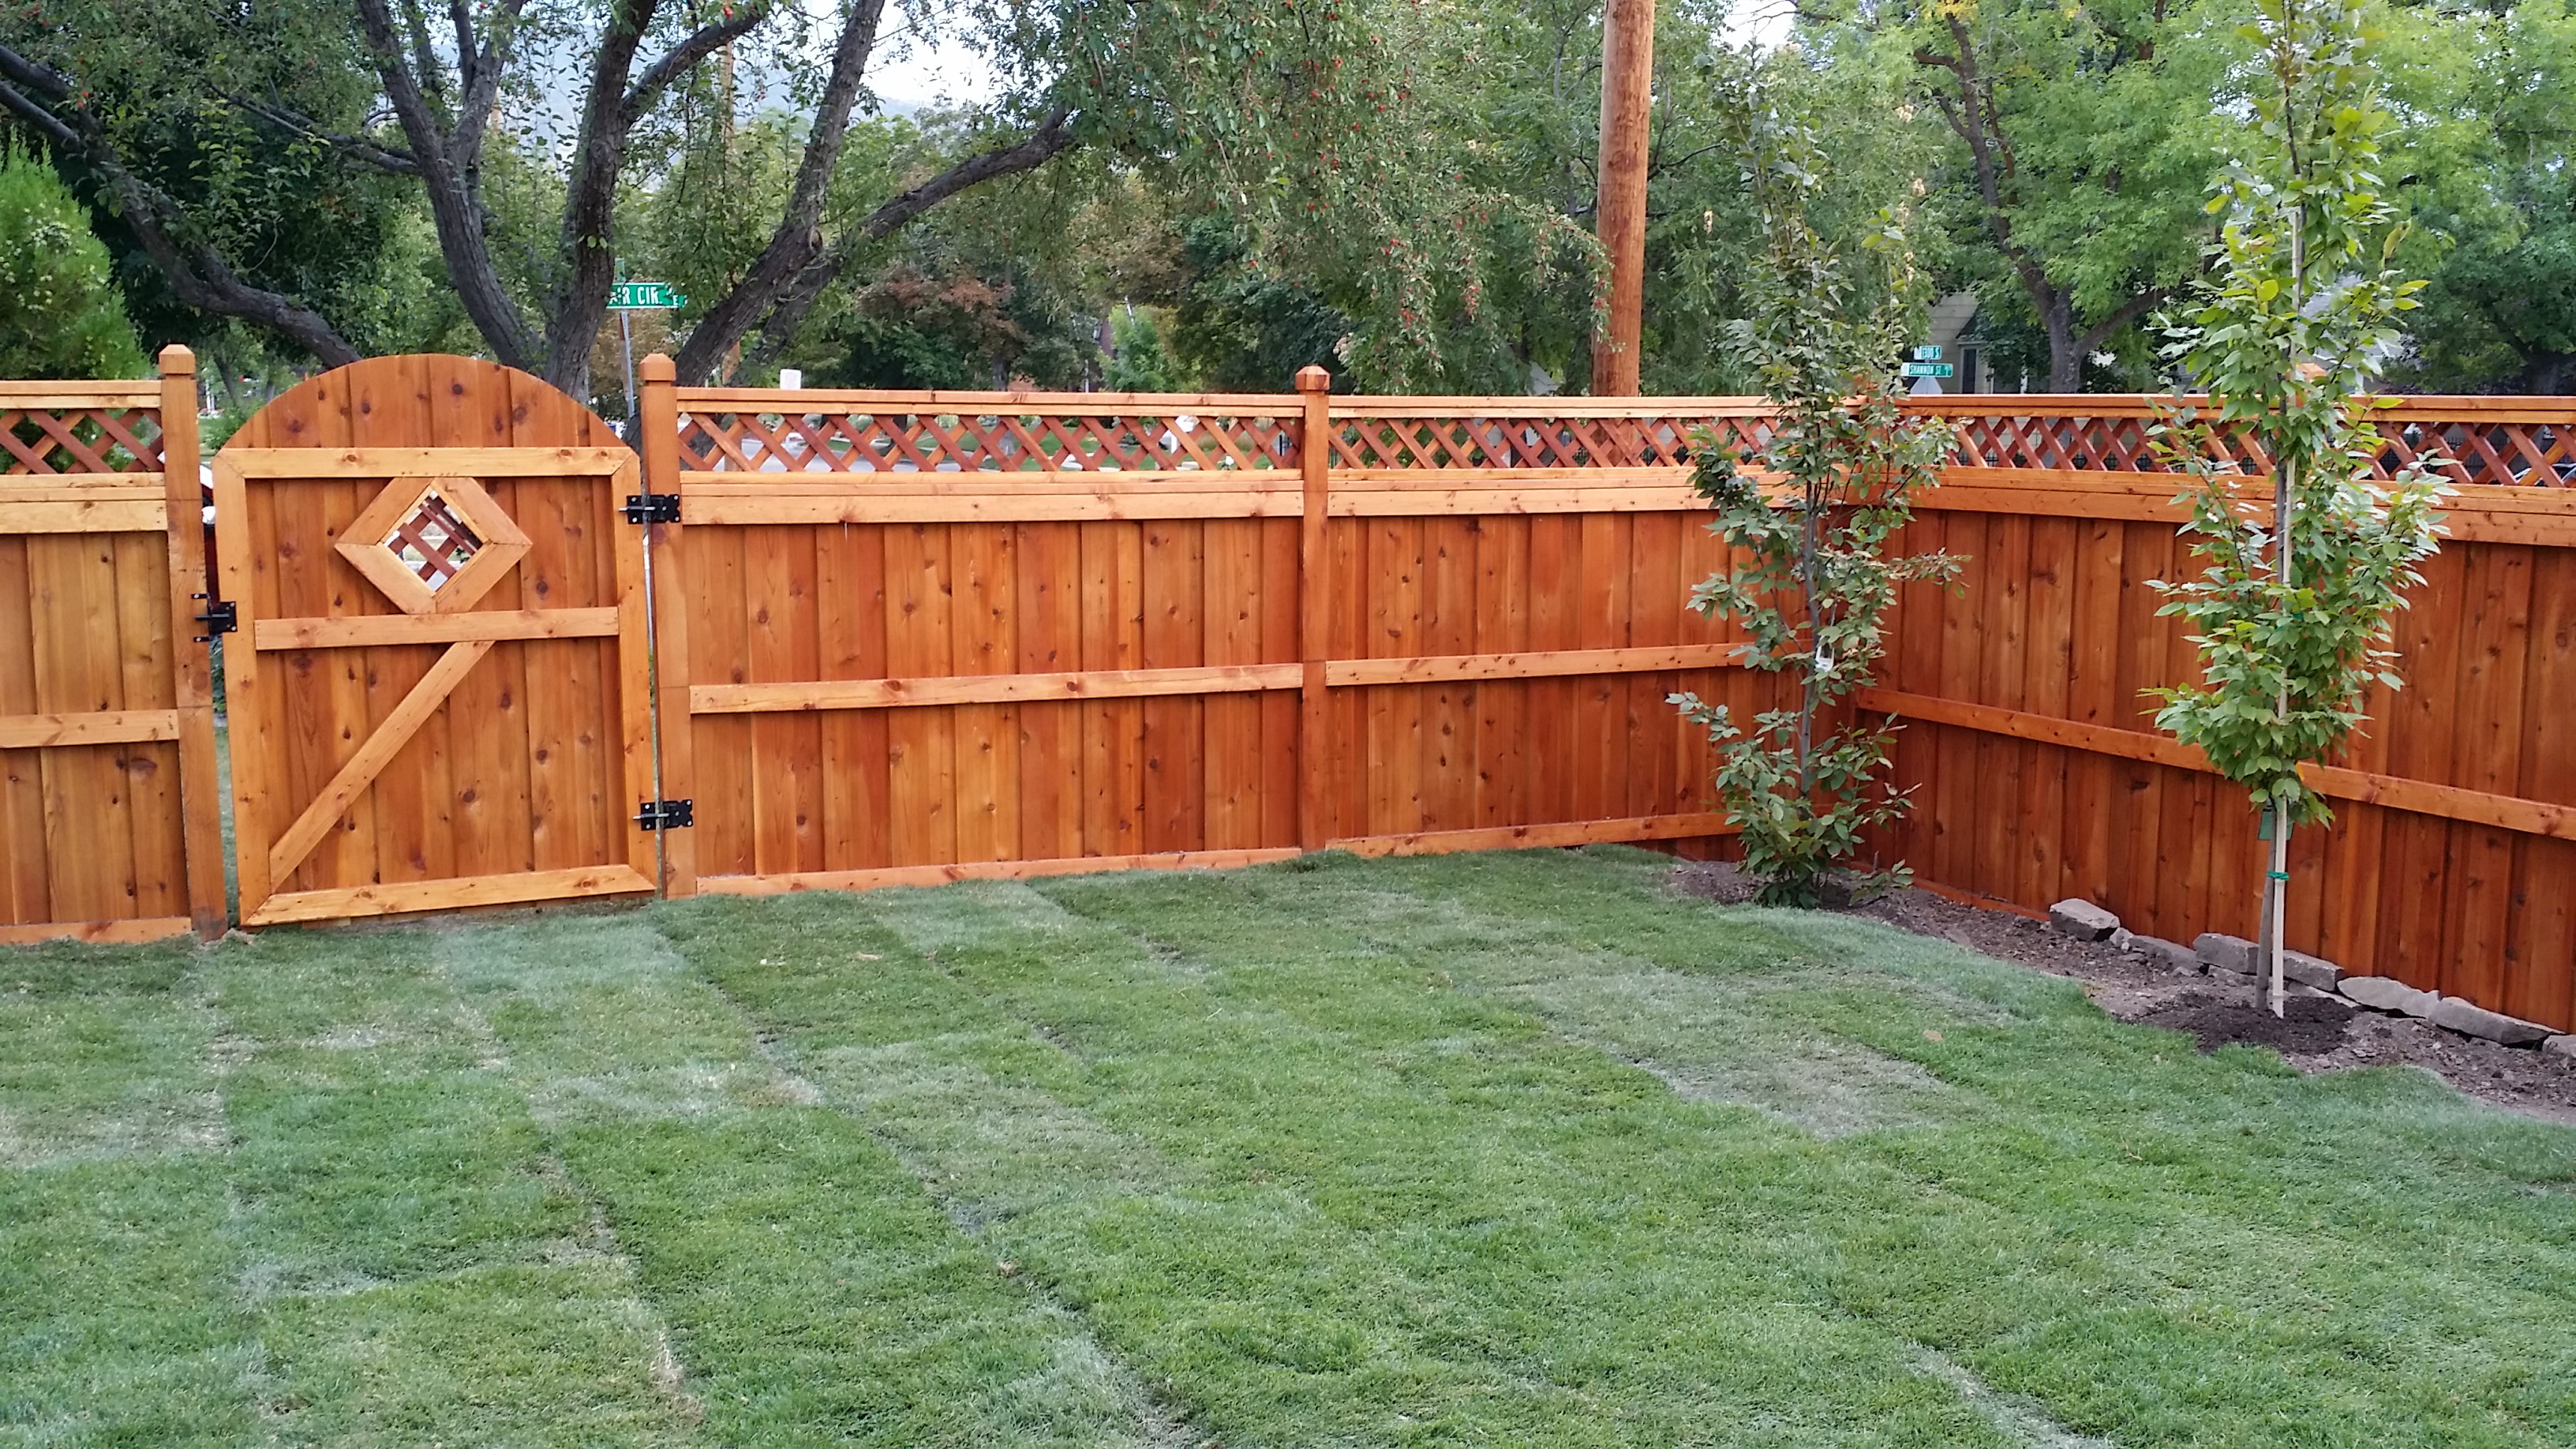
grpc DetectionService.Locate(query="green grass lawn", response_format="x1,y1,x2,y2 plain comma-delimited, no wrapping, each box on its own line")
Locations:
7,847,2574,1447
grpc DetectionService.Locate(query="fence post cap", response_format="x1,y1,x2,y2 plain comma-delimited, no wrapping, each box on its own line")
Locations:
158,344,195,375
640,353,676,383
1294,365,1331,394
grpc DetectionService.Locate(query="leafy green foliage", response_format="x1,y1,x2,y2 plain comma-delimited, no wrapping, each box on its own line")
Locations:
2383,0,2576,392
1873,0,2240,390
1103,305,1186,391
0,145,144,378
2147,0,2450,828
1673,93,1959,908
1164,216,1353,391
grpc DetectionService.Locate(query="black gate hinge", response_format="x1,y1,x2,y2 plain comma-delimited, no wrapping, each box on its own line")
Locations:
193,594,238,642
635,798,694,830
623,492,680,525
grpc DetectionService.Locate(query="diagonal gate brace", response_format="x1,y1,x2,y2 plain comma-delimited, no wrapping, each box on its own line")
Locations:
267,639,494,885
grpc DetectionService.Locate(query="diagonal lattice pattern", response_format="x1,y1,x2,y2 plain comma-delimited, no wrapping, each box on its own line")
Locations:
1,407,165,474
1326,414,1771,470
1938,410,2576,486
676,409,1299,474
1941,413,2268,474
381,489,482,590
2383,421,2576,486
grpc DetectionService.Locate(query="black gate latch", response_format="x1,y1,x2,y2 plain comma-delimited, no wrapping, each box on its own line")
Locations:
193,594,238,642
623,492,680,525
635,799,694,830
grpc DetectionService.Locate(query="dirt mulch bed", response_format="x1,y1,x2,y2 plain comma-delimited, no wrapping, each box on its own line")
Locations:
1670,860,2576,1125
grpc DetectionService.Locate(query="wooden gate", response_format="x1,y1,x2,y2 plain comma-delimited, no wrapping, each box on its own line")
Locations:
213,358,657,925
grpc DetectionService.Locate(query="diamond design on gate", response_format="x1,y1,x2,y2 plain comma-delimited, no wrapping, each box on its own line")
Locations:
335,474,532,616
384,488,482,590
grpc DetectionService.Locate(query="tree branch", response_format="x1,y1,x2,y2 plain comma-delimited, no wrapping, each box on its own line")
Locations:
395,0,451,122
354,0,541,369
669,0,897,384
226,93,421,176
622,1,777,126
857,107,1080,242
2073,285,2170,355
451,0,530,164
542,0,669,388
0,51,359,365
732,109,1085,377
1916,24,2059,318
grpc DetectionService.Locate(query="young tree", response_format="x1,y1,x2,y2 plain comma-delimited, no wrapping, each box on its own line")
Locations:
2147,0,2447,1015
0,144,146,378
1672,89,1959,908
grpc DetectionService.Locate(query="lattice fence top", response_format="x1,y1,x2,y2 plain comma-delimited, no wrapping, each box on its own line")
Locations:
2382,418,2576,487
1,404,164,474
1934,406,2576,486
676,407,1297,474
657,388,2574,489
1327,411,1770,470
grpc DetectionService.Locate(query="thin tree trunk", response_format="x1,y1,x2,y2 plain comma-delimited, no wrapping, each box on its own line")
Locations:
2043,293,2082,392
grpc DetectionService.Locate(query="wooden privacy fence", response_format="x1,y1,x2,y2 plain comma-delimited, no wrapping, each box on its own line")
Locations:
639,361,1768,893
0,348,223,942
6,348,2576,1035
638,363,2576,1032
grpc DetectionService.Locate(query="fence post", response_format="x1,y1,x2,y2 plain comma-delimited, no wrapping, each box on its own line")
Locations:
1297,365,1333,849
638,353,696,897
158,346,227,936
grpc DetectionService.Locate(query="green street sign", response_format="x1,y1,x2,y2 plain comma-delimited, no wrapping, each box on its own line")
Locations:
1901,361,1955,378
608,281,686,310
1911,344,1943,361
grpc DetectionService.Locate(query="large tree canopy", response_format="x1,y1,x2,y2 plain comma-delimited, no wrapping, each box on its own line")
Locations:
5,0,2573,395
0,0,1588,396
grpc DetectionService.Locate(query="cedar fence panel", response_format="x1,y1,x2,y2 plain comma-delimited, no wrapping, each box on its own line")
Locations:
646,373,2576,1032
0,348,224,942
1870,395,2576,1031
651,372,1775,894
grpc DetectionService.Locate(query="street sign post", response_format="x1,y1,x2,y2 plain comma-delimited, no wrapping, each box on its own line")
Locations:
609,281,687,310
608,280,687,428
1901,361,1955,378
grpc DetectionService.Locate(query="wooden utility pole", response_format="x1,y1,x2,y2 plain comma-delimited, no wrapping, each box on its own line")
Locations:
1591,0,1655,395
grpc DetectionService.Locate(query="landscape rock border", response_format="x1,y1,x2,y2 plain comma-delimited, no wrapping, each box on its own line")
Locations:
2044,897,2570,1053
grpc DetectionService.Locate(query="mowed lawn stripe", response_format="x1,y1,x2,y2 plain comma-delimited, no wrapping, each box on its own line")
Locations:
1391,849,2576,1444
204,927,695,1447
1046,848,2576,1447
671,878,2025,1447
432,914,1169,1448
